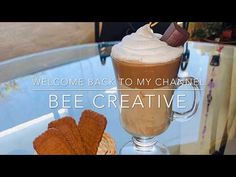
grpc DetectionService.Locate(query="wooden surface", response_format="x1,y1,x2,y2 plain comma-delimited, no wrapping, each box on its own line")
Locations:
0,22,95,62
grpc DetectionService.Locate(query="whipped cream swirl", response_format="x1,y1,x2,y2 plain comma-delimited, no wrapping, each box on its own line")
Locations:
111,24,183,63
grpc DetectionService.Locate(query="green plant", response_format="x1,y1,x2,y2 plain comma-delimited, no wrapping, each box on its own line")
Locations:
192,28,207,39
191,22,223,40
205,22,223,37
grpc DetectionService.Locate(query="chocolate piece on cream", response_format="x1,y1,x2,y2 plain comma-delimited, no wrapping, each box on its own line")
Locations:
160,22,189,47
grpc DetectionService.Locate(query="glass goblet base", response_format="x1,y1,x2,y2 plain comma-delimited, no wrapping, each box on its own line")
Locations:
120,137,170,155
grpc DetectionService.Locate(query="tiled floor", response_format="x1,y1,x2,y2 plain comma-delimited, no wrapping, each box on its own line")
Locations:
0,22,95,62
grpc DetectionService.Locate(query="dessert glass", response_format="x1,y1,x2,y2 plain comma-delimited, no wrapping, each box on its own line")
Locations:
112,55,200,155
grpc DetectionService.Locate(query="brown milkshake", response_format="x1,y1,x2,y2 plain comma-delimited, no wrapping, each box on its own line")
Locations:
112,57,181,137
111,24,184,138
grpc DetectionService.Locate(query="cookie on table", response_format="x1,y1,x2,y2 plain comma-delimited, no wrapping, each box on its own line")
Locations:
48,117,86,155
78,110,107,155
33,128,75,155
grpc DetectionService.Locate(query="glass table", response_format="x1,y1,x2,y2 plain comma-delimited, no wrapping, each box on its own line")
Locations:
0,41,235,155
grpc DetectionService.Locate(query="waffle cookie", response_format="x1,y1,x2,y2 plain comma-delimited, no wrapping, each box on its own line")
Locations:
33,128,75,155
78,110,107,154
33,110,112,155
48,117,86,155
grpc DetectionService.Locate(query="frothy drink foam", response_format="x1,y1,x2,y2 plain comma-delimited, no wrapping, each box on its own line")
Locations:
111,24,183,137
111,24,183,63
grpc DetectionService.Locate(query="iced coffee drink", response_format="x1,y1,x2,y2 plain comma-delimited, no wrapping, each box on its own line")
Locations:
111,24,183,137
